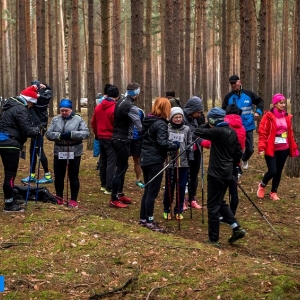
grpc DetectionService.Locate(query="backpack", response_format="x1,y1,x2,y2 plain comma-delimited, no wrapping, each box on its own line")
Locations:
13,185,57,204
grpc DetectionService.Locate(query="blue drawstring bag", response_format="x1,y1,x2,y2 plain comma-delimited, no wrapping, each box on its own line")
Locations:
93,139,100,157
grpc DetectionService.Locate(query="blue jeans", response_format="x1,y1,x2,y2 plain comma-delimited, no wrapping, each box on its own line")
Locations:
242,130,254,161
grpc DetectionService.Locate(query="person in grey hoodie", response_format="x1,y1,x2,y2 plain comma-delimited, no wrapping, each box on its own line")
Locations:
183,96,211,209
46,99,89,207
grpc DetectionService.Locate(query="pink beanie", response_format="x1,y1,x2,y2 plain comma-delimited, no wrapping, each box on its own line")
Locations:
272,93,285,105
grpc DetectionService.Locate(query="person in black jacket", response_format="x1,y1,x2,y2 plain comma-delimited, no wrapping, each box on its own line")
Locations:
139,97,180,232
0,86,40,212
194,107,246,247
109,82,142,208
21,81,53,184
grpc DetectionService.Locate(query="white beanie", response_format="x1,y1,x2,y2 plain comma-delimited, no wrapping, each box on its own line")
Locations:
170,107,183,120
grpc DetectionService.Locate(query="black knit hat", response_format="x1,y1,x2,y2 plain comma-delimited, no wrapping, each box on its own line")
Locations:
225,104,242,115
104,84,112,95
166,90,175,97
107,85,119,98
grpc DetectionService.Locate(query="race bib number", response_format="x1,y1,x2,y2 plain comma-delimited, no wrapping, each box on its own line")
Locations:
275,137,287,144
58,152,74,159
169,132,184,142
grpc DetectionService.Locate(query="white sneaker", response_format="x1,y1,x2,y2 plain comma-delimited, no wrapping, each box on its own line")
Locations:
242,160,248,170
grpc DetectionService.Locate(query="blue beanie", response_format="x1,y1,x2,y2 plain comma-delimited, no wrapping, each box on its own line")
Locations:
207,107,225,125
59,99,73,109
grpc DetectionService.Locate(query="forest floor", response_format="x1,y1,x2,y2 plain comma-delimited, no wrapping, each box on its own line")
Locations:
0,109,300,299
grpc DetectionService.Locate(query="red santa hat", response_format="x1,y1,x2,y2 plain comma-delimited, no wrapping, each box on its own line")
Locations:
20,86,38,103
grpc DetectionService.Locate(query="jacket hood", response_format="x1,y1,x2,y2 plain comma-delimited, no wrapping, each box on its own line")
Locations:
183,96,204,115
224,114,243,129
101,98,116,110
143,115,167,130
2,96,27,111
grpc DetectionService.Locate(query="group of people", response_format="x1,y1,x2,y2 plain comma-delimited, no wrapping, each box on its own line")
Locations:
0,82,89,211
0,75,298,247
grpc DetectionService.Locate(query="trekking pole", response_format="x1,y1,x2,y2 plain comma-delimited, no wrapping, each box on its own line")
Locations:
66,142,70,206
166,156,173,220
201,147,204,225
25,137,38,206
234,178,283,240
35,130,43,203
144,137,201,187
187,168,193,219
176,151,181,230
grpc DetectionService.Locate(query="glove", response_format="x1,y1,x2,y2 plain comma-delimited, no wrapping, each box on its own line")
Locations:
201,140,211,149
38,125,46,135
60,131,72,140
173,141,180,150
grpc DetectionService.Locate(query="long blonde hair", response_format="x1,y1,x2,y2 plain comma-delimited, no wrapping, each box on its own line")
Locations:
151,97,171,120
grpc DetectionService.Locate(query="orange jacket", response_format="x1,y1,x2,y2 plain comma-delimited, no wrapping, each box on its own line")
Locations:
258,110,298,157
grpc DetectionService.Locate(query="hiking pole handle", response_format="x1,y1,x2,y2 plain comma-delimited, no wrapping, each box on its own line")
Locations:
144,137,201,188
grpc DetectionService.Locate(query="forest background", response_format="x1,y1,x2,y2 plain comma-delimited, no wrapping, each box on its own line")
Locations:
0,0,300,176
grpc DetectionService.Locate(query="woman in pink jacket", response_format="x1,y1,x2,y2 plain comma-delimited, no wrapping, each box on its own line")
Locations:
257,93,298,201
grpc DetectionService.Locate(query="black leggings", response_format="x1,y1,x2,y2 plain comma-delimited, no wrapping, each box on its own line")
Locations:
262,149,289,193
140,163,164,222
0,148,20,199
54,155,81,201
188,149,201,199
111,139,131,200
30,135,49,174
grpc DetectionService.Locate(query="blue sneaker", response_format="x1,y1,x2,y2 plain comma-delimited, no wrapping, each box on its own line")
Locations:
136,180,145,188
36,176,53,184
21,175,36,183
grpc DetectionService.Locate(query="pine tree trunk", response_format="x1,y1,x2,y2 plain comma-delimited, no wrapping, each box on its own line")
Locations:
144,0,152,113
112,0,122,90
285,0,300,178
87,0,96,150
131,0,144,104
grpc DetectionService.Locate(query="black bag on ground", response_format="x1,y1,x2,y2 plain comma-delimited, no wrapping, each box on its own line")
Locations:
13,185,57,204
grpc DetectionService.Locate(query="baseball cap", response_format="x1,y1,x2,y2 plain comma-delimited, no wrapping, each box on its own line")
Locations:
229,75,240,83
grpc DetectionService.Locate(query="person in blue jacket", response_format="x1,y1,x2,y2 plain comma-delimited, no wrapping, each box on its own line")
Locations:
222,75,264,170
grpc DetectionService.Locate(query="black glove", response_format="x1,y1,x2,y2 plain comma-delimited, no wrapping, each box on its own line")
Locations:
38,125,46,135
173,141,180,150
60,131,72,140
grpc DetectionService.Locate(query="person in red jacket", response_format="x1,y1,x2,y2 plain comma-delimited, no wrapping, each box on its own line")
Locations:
91,85,118,195
257,93,298,201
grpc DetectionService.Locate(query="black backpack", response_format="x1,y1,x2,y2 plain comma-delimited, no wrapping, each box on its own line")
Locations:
13,185,57,204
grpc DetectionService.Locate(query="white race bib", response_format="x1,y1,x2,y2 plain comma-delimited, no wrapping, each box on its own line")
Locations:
58,152,74,159
169,132,184,142
275,137,287,144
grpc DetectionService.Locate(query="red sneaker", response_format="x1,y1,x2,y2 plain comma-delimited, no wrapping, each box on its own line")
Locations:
68,200,78,208
118,195,132,204
109,200,128,208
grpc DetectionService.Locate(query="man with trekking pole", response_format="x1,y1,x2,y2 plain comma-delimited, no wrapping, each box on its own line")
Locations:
22,80,53,185
194,107,246,248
